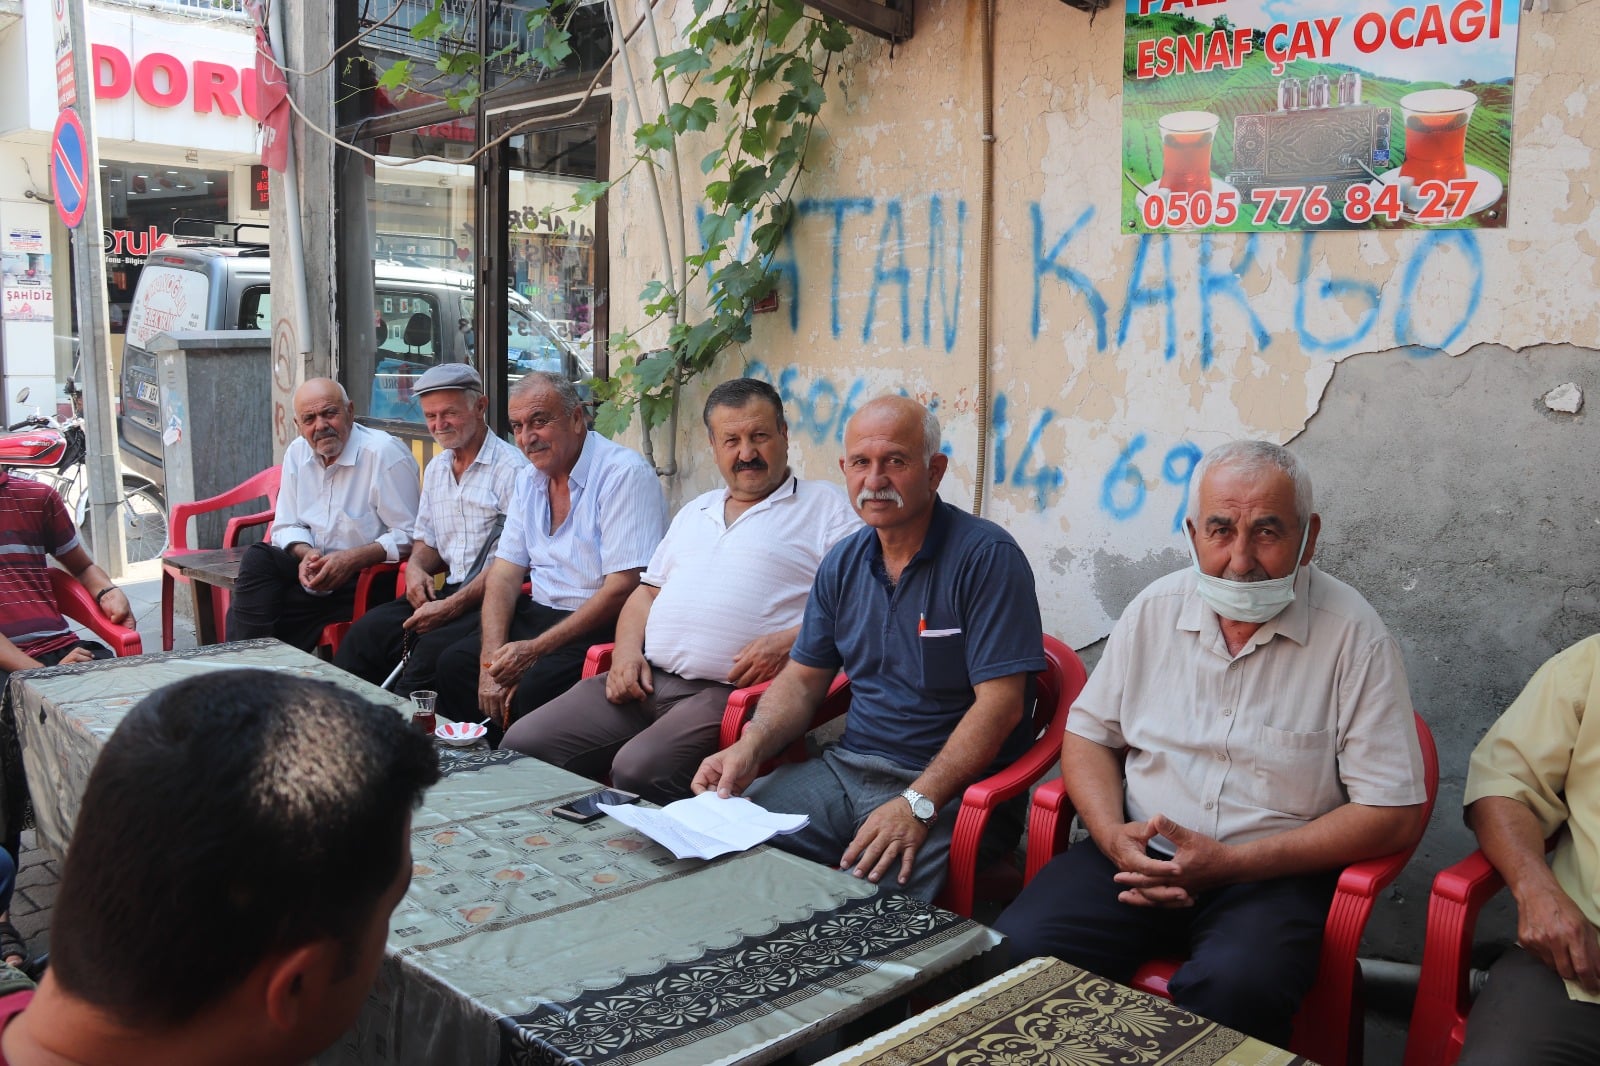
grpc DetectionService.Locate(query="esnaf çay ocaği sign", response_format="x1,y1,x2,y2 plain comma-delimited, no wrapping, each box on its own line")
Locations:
1122,0,1518,234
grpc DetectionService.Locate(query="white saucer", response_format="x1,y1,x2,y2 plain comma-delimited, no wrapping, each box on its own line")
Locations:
435,721,488,747
1371,165,1503,224
1136,178,1241,230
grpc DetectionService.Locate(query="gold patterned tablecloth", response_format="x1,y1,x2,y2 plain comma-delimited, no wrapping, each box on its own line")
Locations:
820,957,1310,1066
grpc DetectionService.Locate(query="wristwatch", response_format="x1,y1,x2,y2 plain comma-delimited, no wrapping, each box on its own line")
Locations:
900,787,937,827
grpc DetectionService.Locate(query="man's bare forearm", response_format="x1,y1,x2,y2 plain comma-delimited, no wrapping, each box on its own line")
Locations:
1227,801,1424,882
524,569,642,658
907,673,1027,807
478,559,525,653
1470,795,1560,905
1063,731,1134,850
611,584,659,658
740,661,837,763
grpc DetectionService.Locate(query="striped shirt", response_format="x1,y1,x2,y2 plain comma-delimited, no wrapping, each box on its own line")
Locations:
497,431,666,611
0,472,80,657
415,431,525,584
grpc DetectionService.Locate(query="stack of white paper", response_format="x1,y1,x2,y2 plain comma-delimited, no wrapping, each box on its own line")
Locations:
597,792,809,860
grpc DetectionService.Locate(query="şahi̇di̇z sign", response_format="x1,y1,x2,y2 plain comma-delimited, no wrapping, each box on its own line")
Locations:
1122,0,1519,233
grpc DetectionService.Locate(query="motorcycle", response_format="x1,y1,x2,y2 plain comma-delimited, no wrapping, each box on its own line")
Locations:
2,375,168,564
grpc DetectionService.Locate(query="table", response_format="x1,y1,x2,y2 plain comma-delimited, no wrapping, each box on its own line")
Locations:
162,544,250,645
7,639,408,861
818,956,1309,1066
316,750,1004,1066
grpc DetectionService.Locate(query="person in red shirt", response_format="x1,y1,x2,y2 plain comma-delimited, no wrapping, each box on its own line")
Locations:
0,470,131,972
0,469,131,681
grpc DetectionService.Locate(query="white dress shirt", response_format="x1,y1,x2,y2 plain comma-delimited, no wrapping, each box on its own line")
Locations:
642,475,861,680
496,431,666,611
414,431,525,584
271,422,421,562
1068,564,1426,848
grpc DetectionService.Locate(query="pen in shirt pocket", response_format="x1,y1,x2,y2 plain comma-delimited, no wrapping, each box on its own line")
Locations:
918,612,927,634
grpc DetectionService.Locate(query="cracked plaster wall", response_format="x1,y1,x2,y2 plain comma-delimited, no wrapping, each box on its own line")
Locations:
610,0,1600,957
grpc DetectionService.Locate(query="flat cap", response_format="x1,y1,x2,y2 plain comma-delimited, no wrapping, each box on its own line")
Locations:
413,362,482,395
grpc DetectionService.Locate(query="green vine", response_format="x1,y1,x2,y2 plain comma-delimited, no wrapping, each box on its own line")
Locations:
389,0,854,439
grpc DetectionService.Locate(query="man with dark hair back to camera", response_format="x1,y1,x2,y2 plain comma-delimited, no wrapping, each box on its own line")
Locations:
0,670,440,1065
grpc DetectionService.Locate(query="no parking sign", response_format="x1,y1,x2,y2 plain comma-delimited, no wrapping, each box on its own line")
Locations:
51,108,89,230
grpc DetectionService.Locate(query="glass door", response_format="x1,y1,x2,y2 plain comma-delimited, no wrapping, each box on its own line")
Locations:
484,111,608,427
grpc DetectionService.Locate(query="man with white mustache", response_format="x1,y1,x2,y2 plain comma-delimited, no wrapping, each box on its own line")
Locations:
227,377,419,651
996,440,1427,1047
693,395,1046,902
433,371,666,737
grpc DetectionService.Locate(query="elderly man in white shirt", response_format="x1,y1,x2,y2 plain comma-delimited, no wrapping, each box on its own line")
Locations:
227,378,420,651
502,378,860,803
995,440,1427,1047
334,363,525,692
433,371,667,736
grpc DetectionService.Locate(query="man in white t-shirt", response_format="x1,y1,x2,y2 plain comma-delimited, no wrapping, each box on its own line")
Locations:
501,378,860,803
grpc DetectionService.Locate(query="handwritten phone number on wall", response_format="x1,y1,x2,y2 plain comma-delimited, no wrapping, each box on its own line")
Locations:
1140,180,1481,230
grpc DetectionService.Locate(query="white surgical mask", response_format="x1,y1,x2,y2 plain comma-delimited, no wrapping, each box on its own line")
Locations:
1187,524,1311,624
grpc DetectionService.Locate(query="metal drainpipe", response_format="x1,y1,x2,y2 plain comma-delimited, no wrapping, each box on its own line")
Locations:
972,0,996,516
268,0,313,358
607,0,679,474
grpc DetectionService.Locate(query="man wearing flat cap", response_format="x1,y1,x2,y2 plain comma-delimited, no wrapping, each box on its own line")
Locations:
336,363,525,692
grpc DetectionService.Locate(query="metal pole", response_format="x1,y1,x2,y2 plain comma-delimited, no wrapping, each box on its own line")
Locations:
266,0,314,358
62,0,127,575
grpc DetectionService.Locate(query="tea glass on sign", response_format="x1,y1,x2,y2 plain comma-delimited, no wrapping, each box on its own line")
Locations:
1400,89,1477,184
1157,111,1221,196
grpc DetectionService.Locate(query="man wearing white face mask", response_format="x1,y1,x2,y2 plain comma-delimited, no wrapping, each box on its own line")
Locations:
996,440,1427,1047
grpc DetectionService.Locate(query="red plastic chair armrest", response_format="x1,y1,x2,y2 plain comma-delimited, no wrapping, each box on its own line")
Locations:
51,569,142,657
583,643,615,679
1024,776,1076,884
350,562,402,622
1403,850,1506,1066
222,508,275,547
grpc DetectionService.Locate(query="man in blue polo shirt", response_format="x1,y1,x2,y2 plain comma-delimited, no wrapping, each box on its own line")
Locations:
691,395,1046,901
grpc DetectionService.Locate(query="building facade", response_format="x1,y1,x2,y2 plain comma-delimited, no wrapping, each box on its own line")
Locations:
292,0,1600,961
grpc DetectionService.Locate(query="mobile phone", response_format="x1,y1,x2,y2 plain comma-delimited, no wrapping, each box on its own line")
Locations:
551,788,641,823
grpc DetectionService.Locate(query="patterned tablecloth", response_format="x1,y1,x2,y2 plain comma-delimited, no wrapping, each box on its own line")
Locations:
6,639,409,860
316,748,1005,1066
818,956,1310,1066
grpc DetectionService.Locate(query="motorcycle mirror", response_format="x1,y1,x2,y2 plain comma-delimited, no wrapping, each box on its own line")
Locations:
14,387,28,404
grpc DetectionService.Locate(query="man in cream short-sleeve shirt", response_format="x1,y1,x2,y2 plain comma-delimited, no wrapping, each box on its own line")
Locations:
501,378,859,803
1454,635,1600,1065
997,440,1427,1046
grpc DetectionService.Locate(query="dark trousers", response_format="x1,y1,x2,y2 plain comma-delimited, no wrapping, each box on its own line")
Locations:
333,584,481,694
433,598,612,740
225,542,367,652
1,639,113,858
1457,946,1600,1066
994,838,1335,1047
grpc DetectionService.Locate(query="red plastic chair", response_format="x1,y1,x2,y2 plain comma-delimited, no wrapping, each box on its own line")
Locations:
580,643,852,772
1403,838,1557,1066
932,634,1087,918
315,561,405,659
161,466,282,649
51,567,142,657
1025,711,1439,1066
